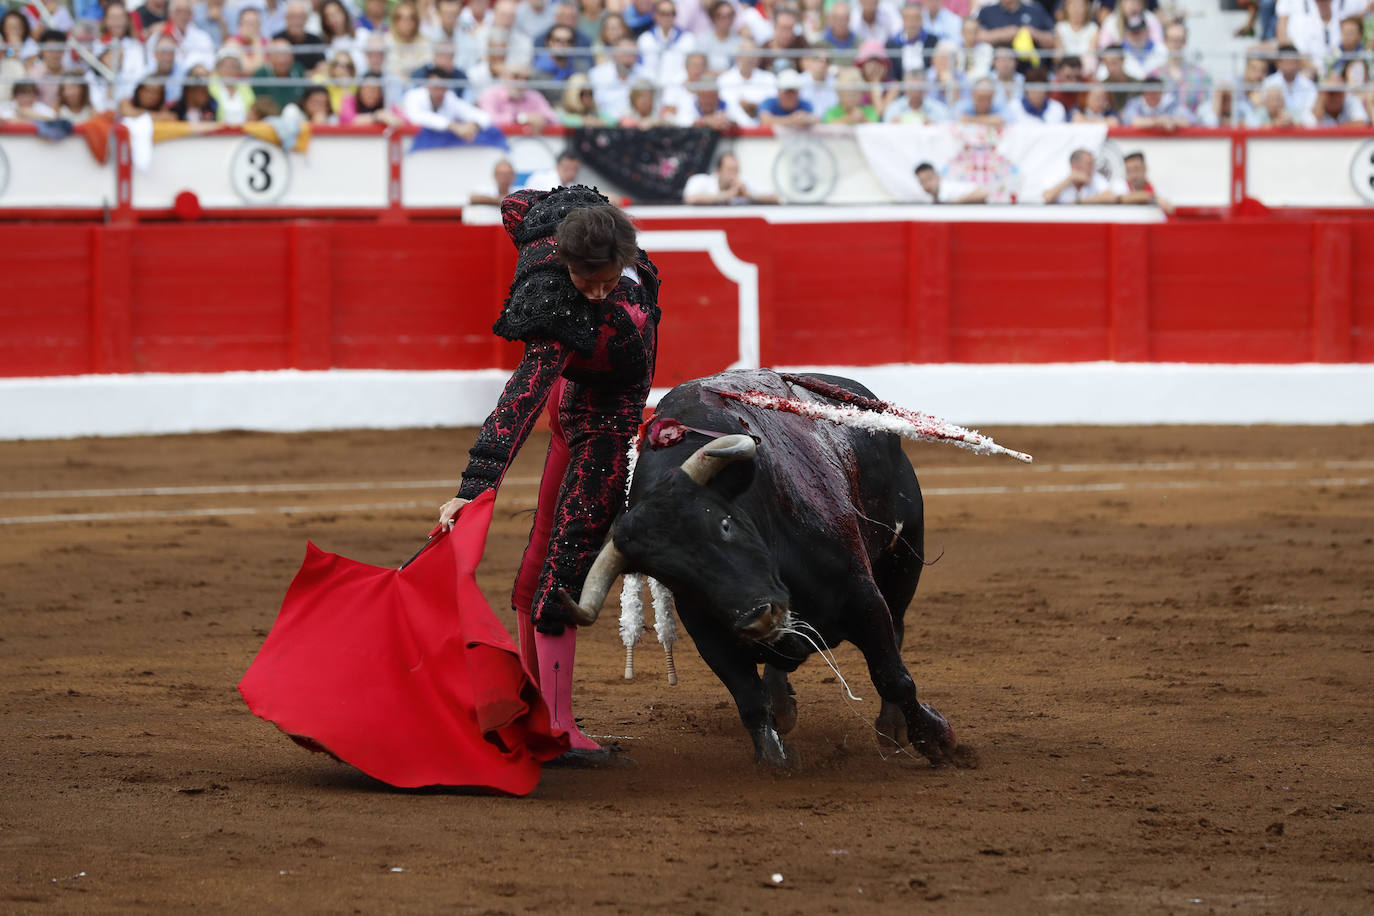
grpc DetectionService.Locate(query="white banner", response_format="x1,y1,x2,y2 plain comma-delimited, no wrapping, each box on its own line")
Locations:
854,123,1114,205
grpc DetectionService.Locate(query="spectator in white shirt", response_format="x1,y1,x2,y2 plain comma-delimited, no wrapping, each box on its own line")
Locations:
660,50,708,120
850,0,900,45
100,4,150,82
989,44,1024,109
461,0,496,38
1055,0,1098,74
1120,78,1193,128
683,152,780,204
588,36,645,121
426,0,483,70
147,0,217,71
919,0,963,48
637,0,695,85
143,33,188,104
525,150,580,190
717,34,776,125
488,0,535,65
514,0,557,42
669,71,739,127
798,51,838,115
1274,0,1360,45
883,81,954,123
915,162,987,204
1288,0,1342,74
1043,149,1118,204
1311,72,1370,124
467,29,512,100
470,158,522,205
1097,0,1163,51
736,0,777,45
1007,66,1067,122
403,68,494,137
697,0,741,72
1252,84,1300,125
0,80,56,121
1120,15,1168,80
1261,44,1319,116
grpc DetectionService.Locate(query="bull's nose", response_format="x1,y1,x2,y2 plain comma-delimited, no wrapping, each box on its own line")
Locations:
737,603,780,639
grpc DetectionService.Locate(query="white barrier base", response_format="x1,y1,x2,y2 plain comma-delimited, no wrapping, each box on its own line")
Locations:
2,364,1372,440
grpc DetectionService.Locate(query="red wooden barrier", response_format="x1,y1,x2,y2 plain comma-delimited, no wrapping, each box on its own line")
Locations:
1,217,1370,379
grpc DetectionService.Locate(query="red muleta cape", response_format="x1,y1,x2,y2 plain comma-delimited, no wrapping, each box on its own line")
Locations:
238,491,570,795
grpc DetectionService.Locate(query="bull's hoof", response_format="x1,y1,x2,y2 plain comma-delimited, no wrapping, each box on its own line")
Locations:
767,679,798,736
875,700,908,751
911,702,959,768
752,726,797,770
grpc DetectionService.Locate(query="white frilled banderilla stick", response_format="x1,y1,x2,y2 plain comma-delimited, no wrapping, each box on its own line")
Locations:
715,381,1035,464
618,573,679,685
617,434,680,685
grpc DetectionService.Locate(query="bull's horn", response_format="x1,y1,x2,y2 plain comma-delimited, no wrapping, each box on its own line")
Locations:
561,537,629,626
680,434,757,485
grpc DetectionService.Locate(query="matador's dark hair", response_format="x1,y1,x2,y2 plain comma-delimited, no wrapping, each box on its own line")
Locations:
555,205,638,274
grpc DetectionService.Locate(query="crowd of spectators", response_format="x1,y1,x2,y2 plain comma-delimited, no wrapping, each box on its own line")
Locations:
2,0,1372,130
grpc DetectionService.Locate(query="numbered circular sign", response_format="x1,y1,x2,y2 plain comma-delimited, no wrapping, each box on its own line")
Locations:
1349,140,1374,205
229,138,291,204
771,138,839,205
0,144,10,200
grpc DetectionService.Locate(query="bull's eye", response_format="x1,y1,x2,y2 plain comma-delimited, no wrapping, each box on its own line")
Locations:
719,516,733,540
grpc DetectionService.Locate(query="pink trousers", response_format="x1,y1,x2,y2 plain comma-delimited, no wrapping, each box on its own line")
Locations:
511,377,571,683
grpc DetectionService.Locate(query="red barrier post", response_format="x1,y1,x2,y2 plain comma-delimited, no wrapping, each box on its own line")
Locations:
90,224,134,373
1311,222,1354,362
288,222,334,369
1108,224,1150,361
908,222,951,363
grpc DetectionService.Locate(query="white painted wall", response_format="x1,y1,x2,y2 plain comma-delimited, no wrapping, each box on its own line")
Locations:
1248,137,1374,208
4,364,1373,439
0,133,116,207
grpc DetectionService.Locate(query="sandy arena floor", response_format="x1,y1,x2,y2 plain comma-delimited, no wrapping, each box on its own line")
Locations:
1,425,1371,914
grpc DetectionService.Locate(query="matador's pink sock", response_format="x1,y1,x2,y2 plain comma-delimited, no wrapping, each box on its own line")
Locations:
535,628,603,752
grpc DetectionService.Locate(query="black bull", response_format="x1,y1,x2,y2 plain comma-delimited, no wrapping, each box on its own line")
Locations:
561,369,963,767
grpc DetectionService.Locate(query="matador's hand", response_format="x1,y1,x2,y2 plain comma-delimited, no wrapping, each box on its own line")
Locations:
438,497,469,531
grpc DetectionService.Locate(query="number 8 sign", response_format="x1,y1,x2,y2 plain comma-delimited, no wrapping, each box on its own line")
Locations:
230,138,291,204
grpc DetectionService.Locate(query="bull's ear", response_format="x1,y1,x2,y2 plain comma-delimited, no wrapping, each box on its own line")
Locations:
706,458,756,501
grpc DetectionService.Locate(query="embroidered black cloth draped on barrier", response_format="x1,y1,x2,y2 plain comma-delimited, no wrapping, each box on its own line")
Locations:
568,127,720,203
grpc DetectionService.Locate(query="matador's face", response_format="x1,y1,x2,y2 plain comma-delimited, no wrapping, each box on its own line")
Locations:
568,263,622,301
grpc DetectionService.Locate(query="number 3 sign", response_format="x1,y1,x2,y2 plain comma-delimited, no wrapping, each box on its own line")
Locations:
230,138,291,204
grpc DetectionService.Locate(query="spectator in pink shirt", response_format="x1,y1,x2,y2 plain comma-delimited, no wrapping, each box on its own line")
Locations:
478,62,557,131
